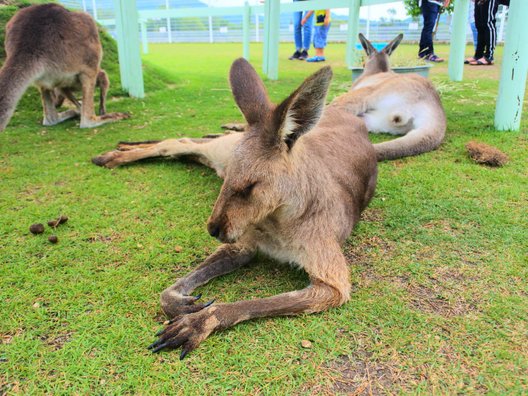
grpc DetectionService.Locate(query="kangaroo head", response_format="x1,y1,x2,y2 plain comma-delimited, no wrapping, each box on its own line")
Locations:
207,58,332,243
358,33,403,75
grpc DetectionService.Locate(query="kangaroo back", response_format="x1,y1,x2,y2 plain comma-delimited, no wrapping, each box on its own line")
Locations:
343,33,446,161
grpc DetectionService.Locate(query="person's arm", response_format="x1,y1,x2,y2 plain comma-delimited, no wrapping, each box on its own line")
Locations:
443,0,451,6
301,10,314,25
324,9,331,26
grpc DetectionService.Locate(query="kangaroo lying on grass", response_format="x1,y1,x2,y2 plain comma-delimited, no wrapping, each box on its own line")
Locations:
0,3,128,132
146,58,378,358
92,33,445,170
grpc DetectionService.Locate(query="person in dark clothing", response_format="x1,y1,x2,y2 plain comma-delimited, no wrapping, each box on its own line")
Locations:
469,0,503,65
418,0,451,62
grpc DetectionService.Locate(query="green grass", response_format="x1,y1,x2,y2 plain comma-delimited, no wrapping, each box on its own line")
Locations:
0,42,526,395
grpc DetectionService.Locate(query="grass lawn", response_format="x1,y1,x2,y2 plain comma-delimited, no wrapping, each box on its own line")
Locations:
0,42,526,394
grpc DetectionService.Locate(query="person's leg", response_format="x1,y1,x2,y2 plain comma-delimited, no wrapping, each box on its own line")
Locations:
473,1,487,60
470,21,478,50
484,0,499,61
293,11,302,51
289,9,303,59
307,25,328,62
302,11,314,52
419,1,440,58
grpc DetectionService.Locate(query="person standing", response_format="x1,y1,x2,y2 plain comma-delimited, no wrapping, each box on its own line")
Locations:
418,0,451,62
469,0,503,65
289,0,313,60
303,9,331,62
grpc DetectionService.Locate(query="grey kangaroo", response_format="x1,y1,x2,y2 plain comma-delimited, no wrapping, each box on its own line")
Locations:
145,58,378,358
0,3,128,132
92,34,446,169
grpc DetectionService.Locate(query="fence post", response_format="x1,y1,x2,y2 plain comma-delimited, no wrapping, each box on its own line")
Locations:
166,0,172,43
209,16,214,43
346,0,360,68
91,0,97,20
448,0,469,81
113,0,145,98
140,21,149,54
266,0,280,79
243,1,251,60
494,0,528,131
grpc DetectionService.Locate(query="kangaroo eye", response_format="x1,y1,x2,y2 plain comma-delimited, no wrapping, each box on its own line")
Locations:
239,182,257,199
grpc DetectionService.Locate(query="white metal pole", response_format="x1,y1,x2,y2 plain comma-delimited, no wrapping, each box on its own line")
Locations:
166,0,172,43
497,6,507,43
91,0,97,20
366,6,371,39
209,16,214,43
82,0,87,12
255,13,259,42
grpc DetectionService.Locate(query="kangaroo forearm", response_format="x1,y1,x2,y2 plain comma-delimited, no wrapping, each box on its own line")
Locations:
173,243,255,294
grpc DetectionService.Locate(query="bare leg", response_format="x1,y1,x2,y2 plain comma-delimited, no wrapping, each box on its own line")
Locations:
40,88,79,126
150,241,351,358
160,242,256,318
92,132,244,177
79,72,128,128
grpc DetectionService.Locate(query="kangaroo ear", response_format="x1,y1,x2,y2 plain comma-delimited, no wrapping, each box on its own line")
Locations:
358,33,377,56
229,58,272,125
273,66,333,150
382,33,403,56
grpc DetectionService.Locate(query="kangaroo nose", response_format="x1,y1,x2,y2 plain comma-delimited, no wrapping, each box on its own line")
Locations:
208,223,221,238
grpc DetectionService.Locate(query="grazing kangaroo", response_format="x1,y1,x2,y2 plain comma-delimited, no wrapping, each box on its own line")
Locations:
0,3,128,132
92,34,445,169
146,58,378,358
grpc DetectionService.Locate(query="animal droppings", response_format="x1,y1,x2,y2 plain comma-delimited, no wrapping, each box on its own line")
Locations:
29,223,45,234
47,215,68,228
48,235,59,244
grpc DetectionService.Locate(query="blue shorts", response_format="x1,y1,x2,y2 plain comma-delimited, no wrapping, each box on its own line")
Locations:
313,24,330,49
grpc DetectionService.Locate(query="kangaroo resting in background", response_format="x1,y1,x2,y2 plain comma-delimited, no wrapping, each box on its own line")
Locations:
92,34,446,170
0,3,128,132
143,58,378,358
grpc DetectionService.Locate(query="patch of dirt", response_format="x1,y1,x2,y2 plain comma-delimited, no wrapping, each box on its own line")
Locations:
395,267,480,317
299,350,420,395
40,331,73,350
360,208,385,223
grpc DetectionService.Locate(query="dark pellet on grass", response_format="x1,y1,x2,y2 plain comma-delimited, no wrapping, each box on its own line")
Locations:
48,215,68,228
48,235,59,244
29,223,45,234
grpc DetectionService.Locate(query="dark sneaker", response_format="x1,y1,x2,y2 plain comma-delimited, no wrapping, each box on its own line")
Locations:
289,51,301,60
299,50,309,60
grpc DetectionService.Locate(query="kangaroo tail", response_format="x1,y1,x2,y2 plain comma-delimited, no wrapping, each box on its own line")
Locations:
0,57,39,132
373,118,446,161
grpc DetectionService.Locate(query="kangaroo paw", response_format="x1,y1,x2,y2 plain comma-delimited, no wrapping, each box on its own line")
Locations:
148,302,219,358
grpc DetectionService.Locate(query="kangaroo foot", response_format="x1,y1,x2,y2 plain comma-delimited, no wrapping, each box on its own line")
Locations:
91,150,125,168
148,301,219,358
80,112,130,128
42,109,80,126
